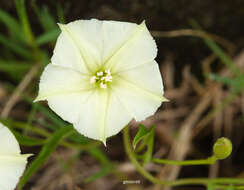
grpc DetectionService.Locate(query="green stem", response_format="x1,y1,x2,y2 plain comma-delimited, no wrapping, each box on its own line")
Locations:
15,0,35,47
123,126,244,187
123,125,167,185
1,118,100,150
151,156,216,166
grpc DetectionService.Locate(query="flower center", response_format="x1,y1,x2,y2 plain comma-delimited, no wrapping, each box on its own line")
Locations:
90,69,113,89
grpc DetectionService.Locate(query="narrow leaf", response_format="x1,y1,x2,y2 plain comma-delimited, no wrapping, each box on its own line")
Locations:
142,126,154,165
12,130,45,146
15,0,35,45
36,28,60,46
85,148,112,182
133,124,151,149
0,9,23,41
207,183,215,190
18,125,73,189
0,34,32,59
31,2,56,32
204,37,242,77
227,184,234,190
56,3,66,24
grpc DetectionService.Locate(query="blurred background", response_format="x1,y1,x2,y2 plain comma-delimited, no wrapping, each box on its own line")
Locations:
0,0,243,190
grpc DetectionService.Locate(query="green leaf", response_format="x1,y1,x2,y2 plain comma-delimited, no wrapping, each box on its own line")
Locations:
204,37,242,77
133,124,152,149
15,0,35,45
56,3,66,24
0,59,31,79
36,28,60,46
85,165,111,183
209,73,244,91
0,9,23,41
85,148,112,182
142,126,154,165
227,184,234,190
207,183,215,190
32,102,93,145
69,132,91,145
189,20,242,77
33,102,67,128
209,73,237,87
0,34,32,59
133,125,155,165
11,130,46,146
31,2,57,32
17,125,73,189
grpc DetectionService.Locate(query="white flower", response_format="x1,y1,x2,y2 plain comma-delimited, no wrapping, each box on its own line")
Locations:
35,19,168,145
0,123,31,190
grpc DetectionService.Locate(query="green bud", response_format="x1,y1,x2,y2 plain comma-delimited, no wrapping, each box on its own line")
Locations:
213,137,232,160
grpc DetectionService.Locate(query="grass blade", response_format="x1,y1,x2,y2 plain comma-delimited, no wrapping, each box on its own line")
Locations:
0,34,32,59
0,9,23,41
17,125,73,189
12,130,46,146
15,0,35,46
36,28,60,46
204,37,242,77
85,148,112,182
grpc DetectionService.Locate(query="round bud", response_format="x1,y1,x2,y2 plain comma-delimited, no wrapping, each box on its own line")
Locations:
213,137,232,160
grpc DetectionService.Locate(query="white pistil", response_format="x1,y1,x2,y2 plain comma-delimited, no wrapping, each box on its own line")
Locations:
100,82,107,89
105,76,112,82
90,69,112,89
90,76,97,84
97,71,103,76
105,69,111,75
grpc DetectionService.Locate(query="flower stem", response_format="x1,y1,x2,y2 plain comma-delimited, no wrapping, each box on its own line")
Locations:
151,156,216,166
123,126,244,187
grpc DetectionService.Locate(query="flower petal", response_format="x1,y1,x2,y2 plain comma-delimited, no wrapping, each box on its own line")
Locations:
58,19,103,73
117,60,165,97
0,156,28,190
45,90,94,124
104,92,132,138
74,90,107,143
112,65,167,121
35,64,92,102
104,21,157,73
0,123,30,190
51,25,90,74
74,90,132,144
0,123,20,155
101,20,138,62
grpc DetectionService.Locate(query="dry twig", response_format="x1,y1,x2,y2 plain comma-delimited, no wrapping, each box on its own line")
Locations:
0,64,40,118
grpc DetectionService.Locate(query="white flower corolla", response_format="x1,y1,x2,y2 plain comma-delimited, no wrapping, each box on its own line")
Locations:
35,19,168,145
0,123,31,190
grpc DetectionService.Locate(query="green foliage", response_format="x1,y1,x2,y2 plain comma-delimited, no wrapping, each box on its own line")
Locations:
133,125,155,165
0,9,23,42
209,73,244,91
56,2,66,23
0,1,111,186
0,0,242,188
31,4,57,32
12,130,46,146
227,184,234,190
15,0,35,46
36,29,60,45
85,148,112,182
17,125,74,189
0,59,31,80
190,20,244,94
0,34,32,59
204,36,244,95
207,183,215,190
